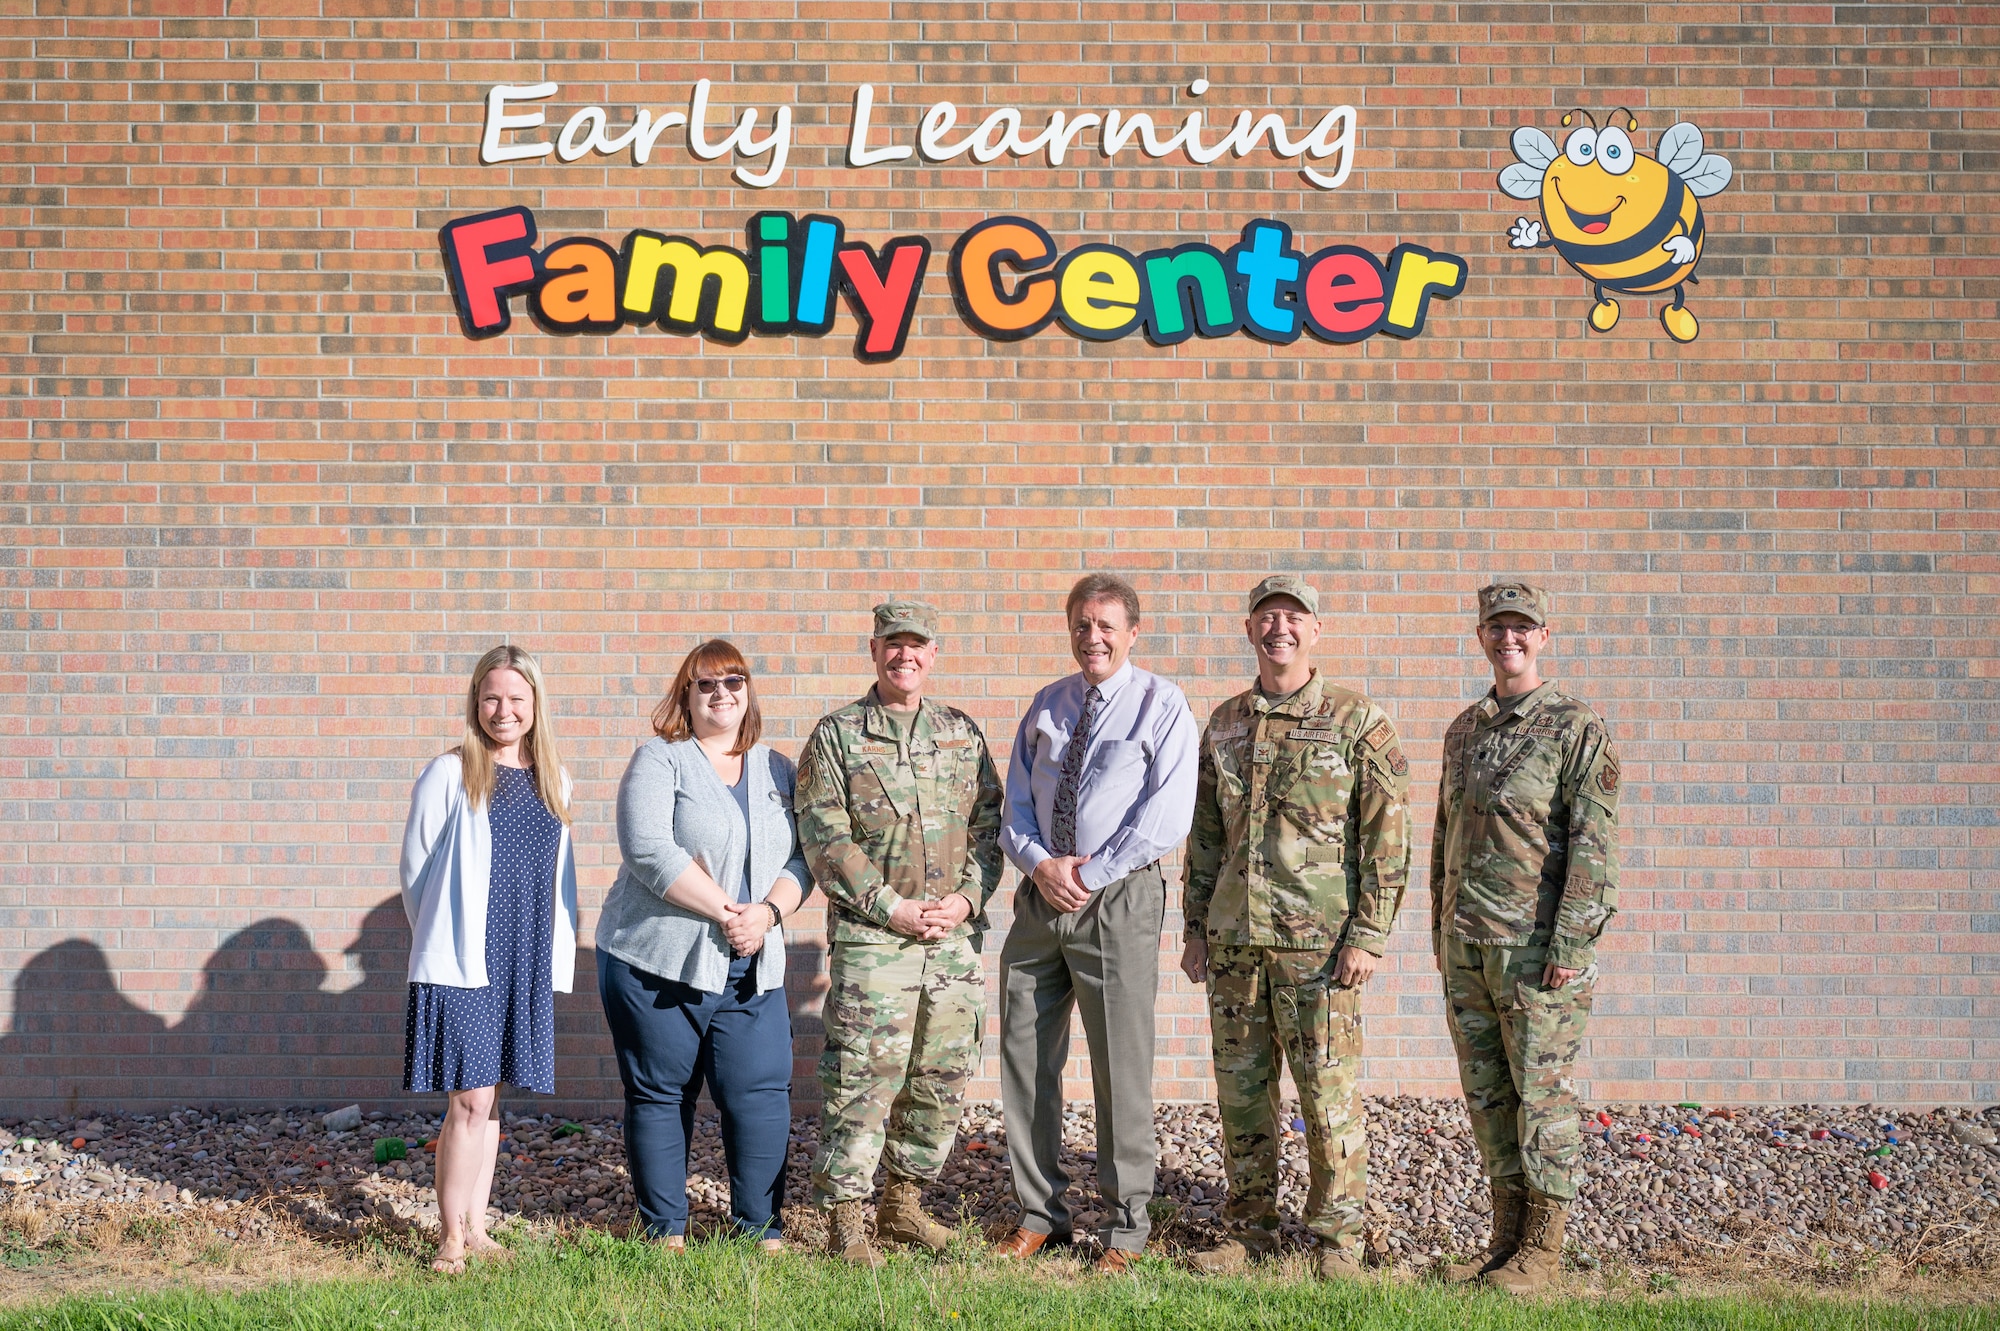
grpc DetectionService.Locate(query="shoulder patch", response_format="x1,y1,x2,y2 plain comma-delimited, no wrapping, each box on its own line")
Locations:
1361,719,1395,752
1446,709,1478,738
1386,745,1409,778
1596,758,1620,796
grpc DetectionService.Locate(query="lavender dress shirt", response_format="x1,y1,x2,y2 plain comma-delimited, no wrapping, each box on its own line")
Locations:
1001,661,1199,892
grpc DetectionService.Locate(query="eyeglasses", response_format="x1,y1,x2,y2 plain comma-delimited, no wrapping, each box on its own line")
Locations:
1480,623,1542,640
692,675,748,696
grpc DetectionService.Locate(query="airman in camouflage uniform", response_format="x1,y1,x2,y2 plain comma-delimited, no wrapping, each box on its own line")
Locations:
1180,575,1411,1279
1433,582,1620,1294
795,600,1006,1265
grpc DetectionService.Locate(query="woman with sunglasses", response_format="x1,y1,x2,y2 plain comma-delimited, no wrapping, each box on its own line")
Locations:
596,640,813,1251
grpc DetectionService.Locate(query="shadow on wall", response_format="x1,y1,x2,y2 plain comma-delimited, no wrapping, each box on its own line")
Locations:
0,897,831,1118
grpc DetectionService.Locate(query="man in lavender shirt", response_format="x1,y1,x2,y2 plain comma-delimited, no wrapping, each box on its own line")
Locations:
991,572,1199,1271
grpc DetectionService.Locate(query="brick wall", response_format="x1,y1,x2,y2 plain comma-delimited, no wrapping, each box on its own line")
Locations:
3,2,1996,1119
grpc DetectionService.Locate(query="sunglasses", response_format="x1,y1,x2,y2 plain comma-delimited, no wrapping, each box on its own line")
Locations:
692,675,748,696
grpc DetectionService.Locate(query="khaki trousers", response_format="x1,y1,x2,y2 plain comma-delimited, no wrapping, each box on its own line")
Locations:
998,862,1165,1253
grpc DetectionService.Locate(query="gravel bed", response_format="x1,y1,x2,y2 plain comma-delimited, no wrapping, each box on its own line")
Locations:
5,1100,1997,1278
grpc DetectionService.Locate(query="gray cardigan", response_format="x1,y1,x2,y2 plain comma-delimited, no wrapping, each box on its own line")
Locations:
596,737,811,995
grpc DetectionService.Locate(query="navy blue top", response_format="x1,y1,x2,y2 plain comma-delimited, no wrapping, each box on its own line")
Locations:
403,763,563,1094
726,761,754,978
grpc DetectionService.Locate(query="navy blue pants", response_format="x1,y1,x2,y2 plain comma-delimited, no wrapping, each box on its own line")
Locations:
598,951,793,1239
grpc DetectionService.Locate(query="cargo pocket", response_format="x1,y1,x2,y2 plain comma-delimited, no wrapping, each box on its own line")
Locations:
848,766,901,834
1320,1119,1368,1184
1531,1114,1583,1172
1312,975,1363,1072
1511,968,1594,1068
1512,973,1556,1011
1284,976,1337,1070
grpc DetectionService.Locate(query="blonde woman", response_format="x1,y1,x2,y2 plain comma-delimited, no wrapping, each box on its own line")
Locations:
399,645,578,1273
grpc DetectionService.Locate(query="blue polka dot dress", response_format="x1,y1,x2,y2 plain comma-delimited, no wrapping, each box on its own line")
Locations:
404,764,562,1094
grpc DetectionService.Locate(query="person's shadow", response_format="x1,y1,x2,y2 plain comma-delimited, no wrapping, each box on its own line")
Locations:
0,898,625,1118
0,939,169,1113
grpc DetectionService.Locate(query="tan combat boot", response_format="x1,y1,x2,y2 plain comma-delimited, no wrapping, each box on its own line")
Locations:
1316,1243,1364,1280
875,1177,952,1251
1188,1225,1278,1275
827,1198,884,1268
1447,1177,1528,1283
1486,1189,1566,1295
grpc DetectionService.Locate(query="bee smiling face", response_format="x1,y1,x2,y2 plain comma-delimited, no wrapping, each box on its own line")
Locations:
1542,123,1671,246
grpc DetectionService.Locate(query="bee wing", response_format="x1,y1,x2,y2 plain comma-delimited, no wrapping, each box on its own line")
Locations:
1681,153,1734,197
1498,162,1546,199
1656,121,1706,175
1511,125,1559,169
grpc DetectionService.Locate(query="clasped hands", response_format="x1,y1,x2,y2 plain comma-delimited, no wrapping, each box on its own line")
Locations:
888,892,974,942
1031,854,1095,913
719,898,780,956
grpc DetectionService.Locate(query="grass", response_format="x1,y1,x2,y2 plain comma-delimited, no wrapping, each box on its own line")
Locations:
0,1229,1995,1331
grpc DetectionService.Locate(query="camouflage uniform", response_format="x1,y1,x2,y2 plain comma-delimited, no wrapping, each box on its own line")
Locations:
796,631,1006,1207
1432,586,1620,1202
1184,647,1412,1250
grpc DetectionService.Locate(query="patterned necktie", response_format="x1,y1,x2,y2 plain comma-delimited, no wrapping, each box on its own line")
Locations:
1050,684,1102,857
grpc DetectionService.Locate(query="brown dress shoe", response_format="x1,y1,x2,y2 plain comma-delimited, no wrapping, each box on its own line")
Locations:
991,1227,1057,1260
1093,1247,1138,1275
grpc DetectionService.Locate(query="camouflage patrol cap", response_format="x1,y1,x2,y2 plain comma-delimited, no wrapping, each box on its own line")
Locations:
1478,581,1550,625
872,599,939,642
1248,574,1319,615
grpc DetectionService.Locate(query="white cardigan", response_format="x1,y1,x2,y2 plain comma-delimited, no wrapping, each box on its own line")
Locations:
399,751,579,991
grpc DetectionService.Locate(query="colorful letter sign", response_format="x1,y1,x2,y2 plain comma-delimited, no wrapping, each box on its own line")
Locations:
440,209,1466,359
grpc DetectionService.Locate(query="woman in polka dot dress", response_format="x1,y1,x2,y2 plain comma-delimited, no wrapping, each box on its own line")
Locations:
399,645,579,1273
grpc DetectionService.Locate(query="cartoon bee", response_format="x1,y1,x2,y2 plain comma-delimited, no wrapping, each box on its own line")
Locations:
1499,110,1732,343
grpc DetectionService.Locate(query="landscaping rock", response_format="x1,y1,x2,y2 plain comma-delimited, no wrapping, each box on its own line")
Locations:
2,1100,1995,1280
1949,1121,1997,1147
322,1106,364,1134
